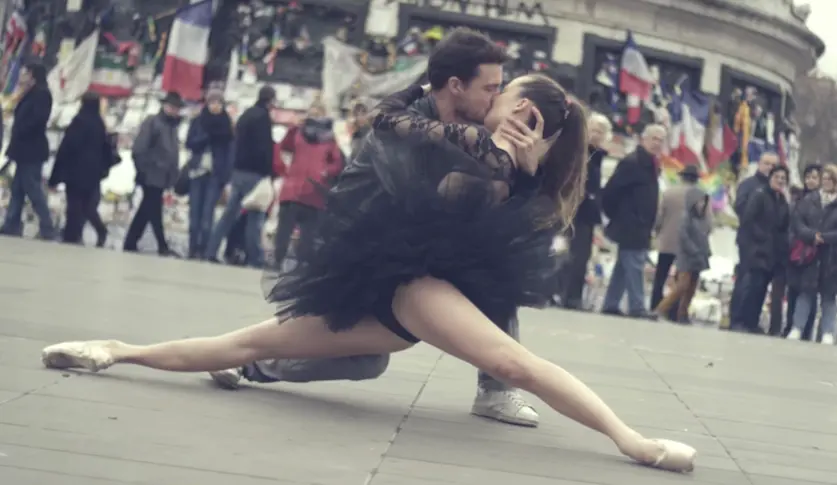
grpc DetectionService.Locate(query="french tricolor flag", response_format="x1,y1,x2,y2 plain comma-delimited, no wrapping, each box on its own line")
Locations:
619,31,655,124
706,121,738,170
161,0,213,101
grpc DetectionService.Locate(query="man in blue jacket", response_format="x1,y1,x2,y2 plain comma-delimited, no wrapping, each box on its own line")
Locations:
0,60,54,239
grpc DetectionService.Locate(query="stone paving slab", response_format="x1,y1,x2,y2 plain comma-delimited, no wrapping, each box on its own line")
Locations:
0,237,836,484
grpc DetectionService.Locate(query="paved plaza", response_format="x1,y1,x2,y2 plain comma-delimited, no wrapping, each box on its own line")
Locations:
0,237,835,484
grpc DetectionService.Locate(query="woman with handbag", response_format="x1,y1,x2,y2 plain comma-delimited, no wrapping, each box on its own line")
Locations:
204,86,277,267
784,164,822,339
787,164,837,344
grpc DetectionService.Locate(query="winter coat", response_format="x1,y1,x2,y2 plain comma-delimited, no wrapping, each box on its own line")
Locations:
675,187,712,273
132,112,181,189
573,145,605,226
738,185,790,272
656,181,714,254
6,82,52,164
734,171,768,244
233,103,274,177
184,111,235,186
276,122,344,209
787,191,837,295
49,100,116,191
601,146,659,250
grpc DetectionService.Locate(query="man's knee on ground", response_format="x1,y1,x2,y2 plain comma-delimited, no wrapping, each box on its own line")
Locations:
348,354,390,380
256,354,391,382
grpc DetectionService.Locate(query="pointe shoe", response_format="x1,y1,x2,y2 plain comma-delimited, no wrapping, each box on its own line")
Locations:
646,439,696,472
42,341,115,372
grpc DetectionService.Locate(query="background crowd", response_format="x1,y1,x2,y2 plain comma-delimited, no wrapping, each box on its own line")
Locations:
3,54,834,347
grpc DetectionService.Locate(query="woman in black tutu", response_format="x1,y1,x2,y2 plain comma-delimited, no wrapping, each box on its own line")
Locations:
40,74,696,472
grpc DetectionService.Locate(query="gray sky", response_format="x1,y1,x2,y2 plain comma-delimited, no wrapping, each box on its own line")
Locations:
807,0,837,76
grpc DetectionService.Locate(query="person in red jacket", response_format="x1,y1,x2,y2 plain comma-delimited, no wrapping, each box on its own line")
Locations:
273,105,344,266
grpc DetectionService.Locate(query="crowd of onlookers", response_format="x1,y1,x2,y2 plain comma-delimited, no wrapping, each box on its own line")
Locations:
0,59,351,271
559,114,834,345
0,59,834,344
556,118,713,323
728,154,837,345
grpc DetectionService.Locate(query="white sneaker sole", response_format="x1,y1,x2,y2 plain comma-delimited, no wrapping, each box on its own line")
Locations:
471,404,539,427
209,370,241,389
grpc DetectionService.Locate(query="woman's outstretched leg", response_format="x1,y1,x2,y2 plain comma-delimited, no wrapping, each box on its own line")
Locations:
393,277,695,473
42,316,412,373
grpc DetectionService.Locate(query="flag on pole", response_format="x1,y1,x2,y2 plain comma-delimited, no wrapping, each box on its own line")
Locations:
668,87,710,167
1,9,27,95
161,0,213,100
706,121,737,170
619,31,654,124
47,29,99,103
224,45,240,98
88,47,134,97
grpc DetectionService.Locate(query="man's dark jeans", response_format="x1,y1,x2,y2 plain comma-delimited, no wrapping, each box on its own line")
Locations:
651,252,676,310
273,201,320,268
737,268,773,331
0,162,54,238
188,174,223,257
560,223,594,308
785,287,818,340
245,314,520,393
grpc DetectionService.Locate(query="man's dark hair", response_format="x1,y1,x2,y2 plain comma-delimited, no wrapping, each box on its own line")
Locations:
769,165,789,179
257,85,276,104
803,163,822,177
427,27,509,91
23,58,47,84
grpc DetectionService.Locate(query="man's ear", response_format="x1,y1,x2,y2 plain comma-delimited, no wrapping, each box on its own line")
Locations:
448,77,464,95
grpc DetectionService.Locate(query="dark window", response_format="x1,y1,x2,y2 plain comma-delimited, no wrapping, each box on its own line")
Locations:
239,0,366,87
402,15,559,88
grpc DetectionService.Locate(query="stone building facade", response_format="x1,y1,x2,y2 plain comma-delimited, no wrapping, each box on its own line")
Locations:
364,0,823,133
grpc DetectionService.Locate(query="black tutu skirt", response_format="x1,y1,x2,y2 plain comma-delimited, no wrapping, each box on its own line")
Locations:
264,132,561,341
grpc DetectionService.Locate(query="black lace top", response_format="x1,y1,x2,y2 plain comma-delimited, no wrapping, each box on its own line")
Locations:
370,85,516,186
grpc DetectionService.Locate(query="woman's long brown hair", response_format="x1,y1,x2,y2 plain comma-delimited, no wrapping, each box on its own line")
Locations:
518,75,589,230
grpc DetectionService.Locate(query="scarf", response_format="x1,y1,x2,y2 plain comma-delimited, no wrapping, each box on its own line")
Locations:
160,110,182,126
199,107,234,143
821,190,837,207
301,117,334,144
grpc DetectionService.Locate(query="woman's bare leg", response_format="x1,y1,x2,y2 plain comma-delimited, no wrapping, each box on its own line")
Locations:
42,316,412,373
392,277,695,471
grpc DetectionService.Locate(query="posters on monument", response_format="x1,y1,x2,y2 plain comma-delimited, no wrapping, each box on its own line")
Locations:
320,36,428,115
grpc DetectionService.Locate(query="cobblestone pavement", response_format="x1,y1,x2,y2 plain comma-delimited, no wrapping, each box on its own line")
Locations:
0,237,834,484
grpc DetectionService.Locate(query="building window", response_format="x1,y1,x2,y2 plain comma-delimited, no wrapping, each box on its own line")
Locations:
235,0,367,87
584,36,702,135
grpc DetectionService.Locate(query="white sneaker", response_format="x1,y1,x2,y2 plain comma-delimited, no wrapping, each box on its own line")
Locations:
787,328,802,340
471,389,539,427
821,334,835,345
209,368,242,389
42,341,114,372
